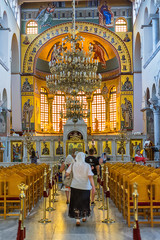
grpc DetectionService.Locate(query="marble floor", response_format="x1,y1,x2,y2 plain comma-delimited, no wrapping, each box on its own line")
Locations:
0,190,160,240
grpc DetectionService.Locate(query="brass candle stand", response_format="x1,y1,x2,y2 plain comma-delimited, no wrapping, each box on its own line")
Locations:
39,168,51,223
98,165,107,210
102,167,115,224
46,167,55,212
18,183,28,237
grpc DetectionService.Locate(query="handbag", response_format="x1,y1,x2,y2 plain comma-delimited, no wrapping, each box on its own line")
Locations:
63,164,73,187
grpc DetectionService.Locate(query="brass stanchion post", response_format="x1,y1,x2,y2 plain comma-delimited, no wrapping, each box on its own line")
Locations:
55,163,60,196
132,182,141,239
39,168,51,223
46,167,55,212
98,165,107,210
102,167,115,224
17,183,28,240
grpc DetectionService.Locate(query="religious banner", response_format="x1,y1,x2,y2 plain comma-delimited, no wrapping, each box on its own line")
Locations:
11,141,23,162
41,141,50,156
102,141,112,155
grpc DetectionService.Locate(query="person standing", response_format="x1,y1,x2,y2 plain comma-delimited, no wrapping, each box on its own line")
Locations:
66,152,95,226
30,150,38,164
85,148,100,205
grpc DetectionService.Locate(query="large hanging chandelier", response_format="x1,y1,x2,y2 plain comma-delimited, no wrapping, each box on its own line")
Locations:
60,95,90,123
46,0,102,122
46,0,102,96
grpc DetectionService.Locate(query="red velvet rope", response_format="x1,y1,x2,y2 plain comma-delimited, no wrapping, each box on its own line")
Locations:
43,190,49,198
97,176,101,184
133,221,141,240
105,190,110,198
100,179,104,187
17,220,25,240
49,182,52,189
52,179,55,185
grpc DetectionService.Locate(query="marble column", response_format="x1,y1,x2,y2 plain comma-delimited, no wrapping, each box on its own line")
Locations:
152,105,160,161
151,14,159,51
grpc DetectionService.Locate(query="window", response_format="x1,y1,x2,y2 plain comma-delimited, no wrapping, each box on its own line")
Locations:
77,92,88,124
52,91,66,132
109,87,117,130
26,20,38,34
40,88,49,131
92,89,106,132
115,18,127,32
62,13,65,18
79,12,82,17
88,12,91,17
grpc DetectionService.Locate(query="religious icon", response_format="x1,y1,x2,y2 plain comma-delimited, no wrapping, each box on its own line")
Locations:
23,36,30,45
67,142,84,156
103,141,112,155
22,78,33,92
123,33,131,42
11,141,23,162
117,141,126,155
55,141,63,155
41,141,50,156
121,98,133,129
35,3,56,28
88,140,98,155
22,99,34,130
32,47,36,53
102,83,108,95
98,0,113,26
121,77,133,91
130,140,142,158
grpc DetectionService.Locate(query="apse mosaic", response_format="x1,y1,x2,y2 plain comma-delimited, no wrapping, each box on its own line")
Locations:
22,22,132,74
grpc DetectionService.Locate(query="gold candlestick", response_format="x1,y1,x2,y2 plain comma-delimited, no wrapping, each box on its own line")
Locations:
46,167,55,212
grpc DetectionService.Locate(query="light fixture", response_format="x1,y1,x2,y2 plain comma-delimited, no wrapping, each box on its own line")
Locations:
46,0,102,122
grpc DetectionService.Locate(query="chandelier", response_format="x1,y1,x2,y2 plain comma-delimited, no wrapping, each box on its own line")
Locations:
46,0,102,122
60,95,90,123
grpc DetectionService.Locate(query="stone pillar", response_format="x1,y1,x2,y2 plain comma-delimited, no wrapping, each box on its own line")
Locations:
152,105,160,161
151,14,159,51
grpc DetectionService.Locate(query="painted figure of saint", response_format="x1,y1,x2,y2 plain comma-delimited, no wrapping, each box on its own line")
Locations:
42,143,50,155
121,98,133,128
35,3,56,28
89,40,109,68
13,143,22,162
22,99,34,129
98,0,112,25
104,142,111,154
56,141,63,155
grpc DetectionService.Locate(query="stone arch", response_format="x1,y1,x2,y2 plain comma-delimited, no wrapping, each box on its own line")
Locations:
22,22,132,74
0,12,8,65
11,33,19,73
134,32,142,72
143,7,153,60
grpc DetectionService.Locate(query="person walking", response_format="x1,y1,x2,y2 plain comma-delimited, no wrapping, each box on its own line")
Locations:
66,152,95,226
59,154,75,204
85,148,100,205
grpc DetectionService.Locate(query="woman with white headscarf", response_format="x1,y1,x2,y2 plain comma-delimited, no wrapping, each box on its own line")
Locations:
59,154,75,204
66,152,95,226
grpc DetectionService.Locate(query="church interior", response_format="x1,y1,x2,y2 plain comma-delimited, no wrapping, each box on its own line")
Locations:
0,0,160,239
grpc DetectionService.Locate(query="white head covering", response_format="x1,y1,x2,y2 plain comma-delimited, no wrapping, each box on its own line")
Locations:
65,155,75,164
75,152,85,163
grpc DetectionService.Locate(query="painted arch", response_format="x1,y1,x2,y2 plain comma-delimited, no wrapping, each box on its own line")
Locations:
22,22,132,74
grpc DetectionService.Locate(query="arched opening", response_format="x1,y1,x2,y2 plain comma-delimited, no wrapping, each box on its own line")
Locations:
0,12,8,65
11,34,19,73
152,83,157,99
143,7,153,60
134,32,142,72
11,34,21,132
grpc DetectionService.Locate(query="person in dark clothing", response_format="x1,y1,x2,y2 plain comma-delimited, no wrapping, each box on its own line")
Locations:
85,148,100,205
30,150,38,164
